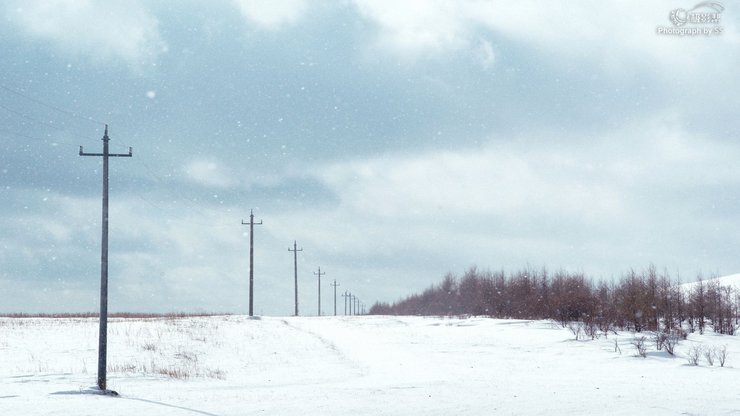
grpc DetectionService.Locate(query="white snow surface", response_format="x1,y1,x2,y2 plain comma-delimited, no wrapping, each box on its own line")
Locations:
682,273,740,291
2,315,740,415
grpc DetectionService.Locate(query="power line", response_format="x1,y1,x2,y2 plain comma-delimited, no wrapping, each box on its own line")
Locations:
0,128,56,143
0,85,106,126
0,102,67,132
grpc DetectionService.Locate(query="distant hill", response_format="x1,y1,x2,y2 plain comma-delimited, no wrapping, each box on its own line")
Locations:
681,273,740,291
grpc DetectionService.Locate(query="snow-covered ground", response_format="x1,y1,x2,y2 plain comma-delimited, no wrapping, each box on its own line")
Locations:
2,315,739,415
683,273,740,291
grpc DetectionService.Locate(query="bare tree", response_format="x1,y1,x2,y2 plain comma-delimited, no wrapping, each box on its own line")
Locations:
663,333,679,356
716,345,729,367
703,347,715,366
686,345,702,366
632,336,647,358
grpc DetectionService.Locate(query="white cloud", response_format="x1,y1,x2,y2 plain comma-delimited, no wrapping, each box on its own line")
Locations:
319,142,627,224
4,0,167,70
232,0,308,30
477,39,495,69
185,159,238,188
353,0,740,77
354,0,469,58
300,117,740,279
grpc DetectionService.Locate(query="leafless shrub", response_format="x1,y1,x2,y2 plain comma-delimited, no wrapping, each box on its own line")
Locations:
632,336,647,358
567,321,583,340
654,332,667,350
175,350,198,363
716,345,729,367
155,366,191,380
614,338,622,354
663,334,679,355
687,345,702,366
141,343,157,352
109,363,138,373
703,347,715,366
583,320,600,340
205,368,226,380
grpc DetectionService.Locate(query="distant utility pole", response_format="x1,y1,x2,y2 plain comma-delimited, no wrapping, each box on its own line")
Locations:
79,125,132,393
242,209,262,317
330,280,340,316
342,290,350,315
314,267,325,316
288,241,303,316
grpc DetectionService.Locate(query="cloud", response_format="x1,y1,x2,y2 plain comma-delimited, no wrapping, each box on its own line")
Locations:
232,0,308,30
319,142,623,223
477,39,495,69
185,159,238,189
353,0,740,77
4,0,167,70
353,0,469,58
304,115,740,278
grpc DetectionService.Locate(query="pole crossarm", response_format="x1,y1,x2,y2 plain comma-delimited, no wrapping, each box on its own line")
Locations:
79,148,132,157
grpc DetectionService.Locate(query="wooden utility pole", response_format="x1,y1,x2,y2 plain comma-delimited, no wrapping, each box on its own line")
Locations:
342,290,350,315
79,125,132,393
330,280,340,316
242,210,262,316
314,267,325,316
288,241,303,316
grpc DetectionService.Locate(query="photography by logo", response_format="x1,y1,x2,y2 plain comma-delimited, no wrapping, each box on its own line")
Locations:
658,2,724,36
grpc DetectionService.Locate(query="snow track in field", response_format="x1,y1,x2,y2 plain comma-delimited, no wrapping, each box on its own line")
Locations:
2,315,740,415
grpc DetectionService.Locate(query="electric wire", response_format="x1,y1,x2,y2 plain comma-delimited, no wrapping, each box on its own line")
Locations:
2,86,248,229
0,85,106,126
0,128,58,143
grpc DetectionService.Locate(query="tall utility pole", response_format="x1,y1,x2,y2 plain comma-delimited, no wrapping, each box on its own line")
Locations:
79,125,132,392
288,241,303,316
314,267,325,316
330,280,340,316
242,209,262,317
342,290,350,315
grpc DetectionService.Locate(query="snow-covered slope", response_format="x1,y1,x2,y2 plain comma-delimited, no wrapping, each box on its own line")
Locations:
1,315,739,415
682,273,740,291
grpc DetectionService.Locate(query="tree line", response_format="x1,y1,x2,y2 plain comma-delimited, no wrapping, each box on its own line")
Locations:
369,266,739,336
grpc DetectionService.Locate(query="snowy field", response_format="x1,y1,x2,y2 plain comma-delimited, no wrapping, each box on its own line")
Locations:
2,315,739,415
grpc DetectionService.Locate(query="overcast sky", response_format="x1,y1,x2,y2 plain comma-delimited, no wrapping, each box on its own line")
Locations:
1,1,739,315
